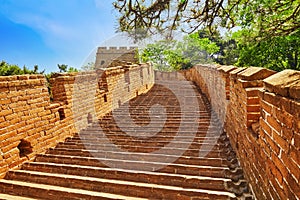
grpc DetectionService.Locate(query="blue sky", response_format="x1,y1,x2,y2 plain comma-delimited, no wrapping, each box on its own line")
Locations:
0,0,117,72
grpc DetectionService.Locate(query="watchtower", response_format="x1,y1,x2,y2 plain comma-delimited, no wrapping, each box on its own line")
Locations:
95,46,138,69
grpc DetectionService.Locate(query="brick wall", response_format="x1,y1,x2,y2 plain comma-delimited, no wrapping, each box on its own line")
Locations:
0,64,154,178
183,65,300,200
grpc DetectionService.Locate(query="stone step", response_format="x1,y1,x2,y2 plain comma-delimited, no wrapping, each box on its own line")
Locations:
97,120,209,125
72,131,222,138
80,127,216,134
0,179,147,200
56,141,224,151
0,193,37,200
66,135,223,142
59,136,226,146
4,170,237,199
35,153,233,167
0,82,253,199
110,111,205,115
52,144,224,156
34,154,241,178
46,147,229,160
20,162,240,192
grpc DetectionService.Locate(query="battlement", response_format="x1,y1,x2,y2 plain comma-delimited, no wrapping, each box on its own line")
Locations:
0,63,154,178
95,46,139,69
97,46,137,52
0,62,299,199
156,66,300,200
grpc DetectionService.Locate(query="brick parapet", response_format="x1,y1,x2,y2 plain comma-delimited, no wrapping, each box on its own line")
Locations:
183,65,299,200
0,63,154,178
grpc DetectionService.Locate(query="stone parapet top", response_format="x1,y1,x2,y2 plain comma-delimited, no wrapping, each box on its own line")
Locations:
229,68,246,79
98,46,138,50
263,69,300,100
237,67,276,81
0,74,45,81
194,64,220,70
49,64,150,80
97,46,138,54
217,65,237,73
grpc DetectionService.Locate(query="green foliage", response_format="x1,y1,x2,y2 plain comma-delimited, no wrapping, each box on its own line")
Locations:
113,0,299,40
233,29,300,71
113,0,299,71
0,61,44,76
57,64,79,73
197,28,239,65
57,64,68,72
141,33,220,71
231,0,300,38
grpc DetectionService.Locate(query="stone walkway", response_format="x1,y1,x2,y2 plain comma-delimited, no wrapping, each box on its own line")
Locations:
0,80,253,199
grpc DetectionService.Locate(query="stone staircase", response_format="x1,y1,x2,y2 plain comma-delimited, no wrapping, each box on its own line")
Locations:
0,80,253,199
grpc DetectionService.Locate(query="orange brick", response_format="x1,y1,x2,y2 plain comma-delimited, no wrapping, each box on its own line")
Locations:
267,115,282,134
260,119,272,136
273,131,289,152
247,97,260,105
247,112,260,121
272,153,289,179
247,105,260,112
0,109,13,116
281,151,300,182
265,133,280,155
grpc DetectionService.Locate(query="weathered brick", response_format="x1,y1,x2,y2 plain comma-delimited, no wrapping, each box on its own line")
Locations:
272,131,289,152
267,115,282,134
264,134,280,155
260,119,272,135
281,151,300,182
0,109,13,116
272,153,289,179
263,91,281,108
247,105,260,112
247,97,260,105
289,146,299,167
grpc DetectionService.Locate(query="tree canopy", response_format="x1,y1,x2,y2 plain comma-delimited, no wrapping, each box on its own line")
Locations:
0,61,79,76
141,32,220,71
0,61,44,76
113,0,299,71
113,0,300,39
233,29,300,71
57,64,78,73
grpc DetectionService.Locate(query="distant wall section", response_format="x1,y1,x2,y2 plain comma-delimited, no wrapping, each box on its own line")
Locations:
95,46,139,69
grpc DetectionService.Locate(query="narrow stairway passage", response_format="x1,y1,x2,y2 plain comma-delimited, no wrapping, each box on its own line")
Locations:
0,80,253,200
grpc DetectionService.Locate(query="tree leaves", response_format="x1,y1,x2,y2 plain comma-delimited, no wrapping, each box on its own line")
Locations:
113,0,300,40
140,33,219,71
0,61,44,76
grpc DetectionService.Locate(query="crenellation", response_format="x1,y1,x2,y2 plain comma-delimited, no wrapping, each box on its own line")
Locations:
181,64,300,200
0,60,298,199
95,46,138,69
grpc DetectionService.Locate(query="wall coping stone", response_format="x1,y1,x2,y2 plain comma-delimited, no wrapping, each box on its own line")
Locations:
263,69,300,99
237,67,276,81
194,64,219,69
218,65,237,73
229,68,247,79
0,74,45,81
